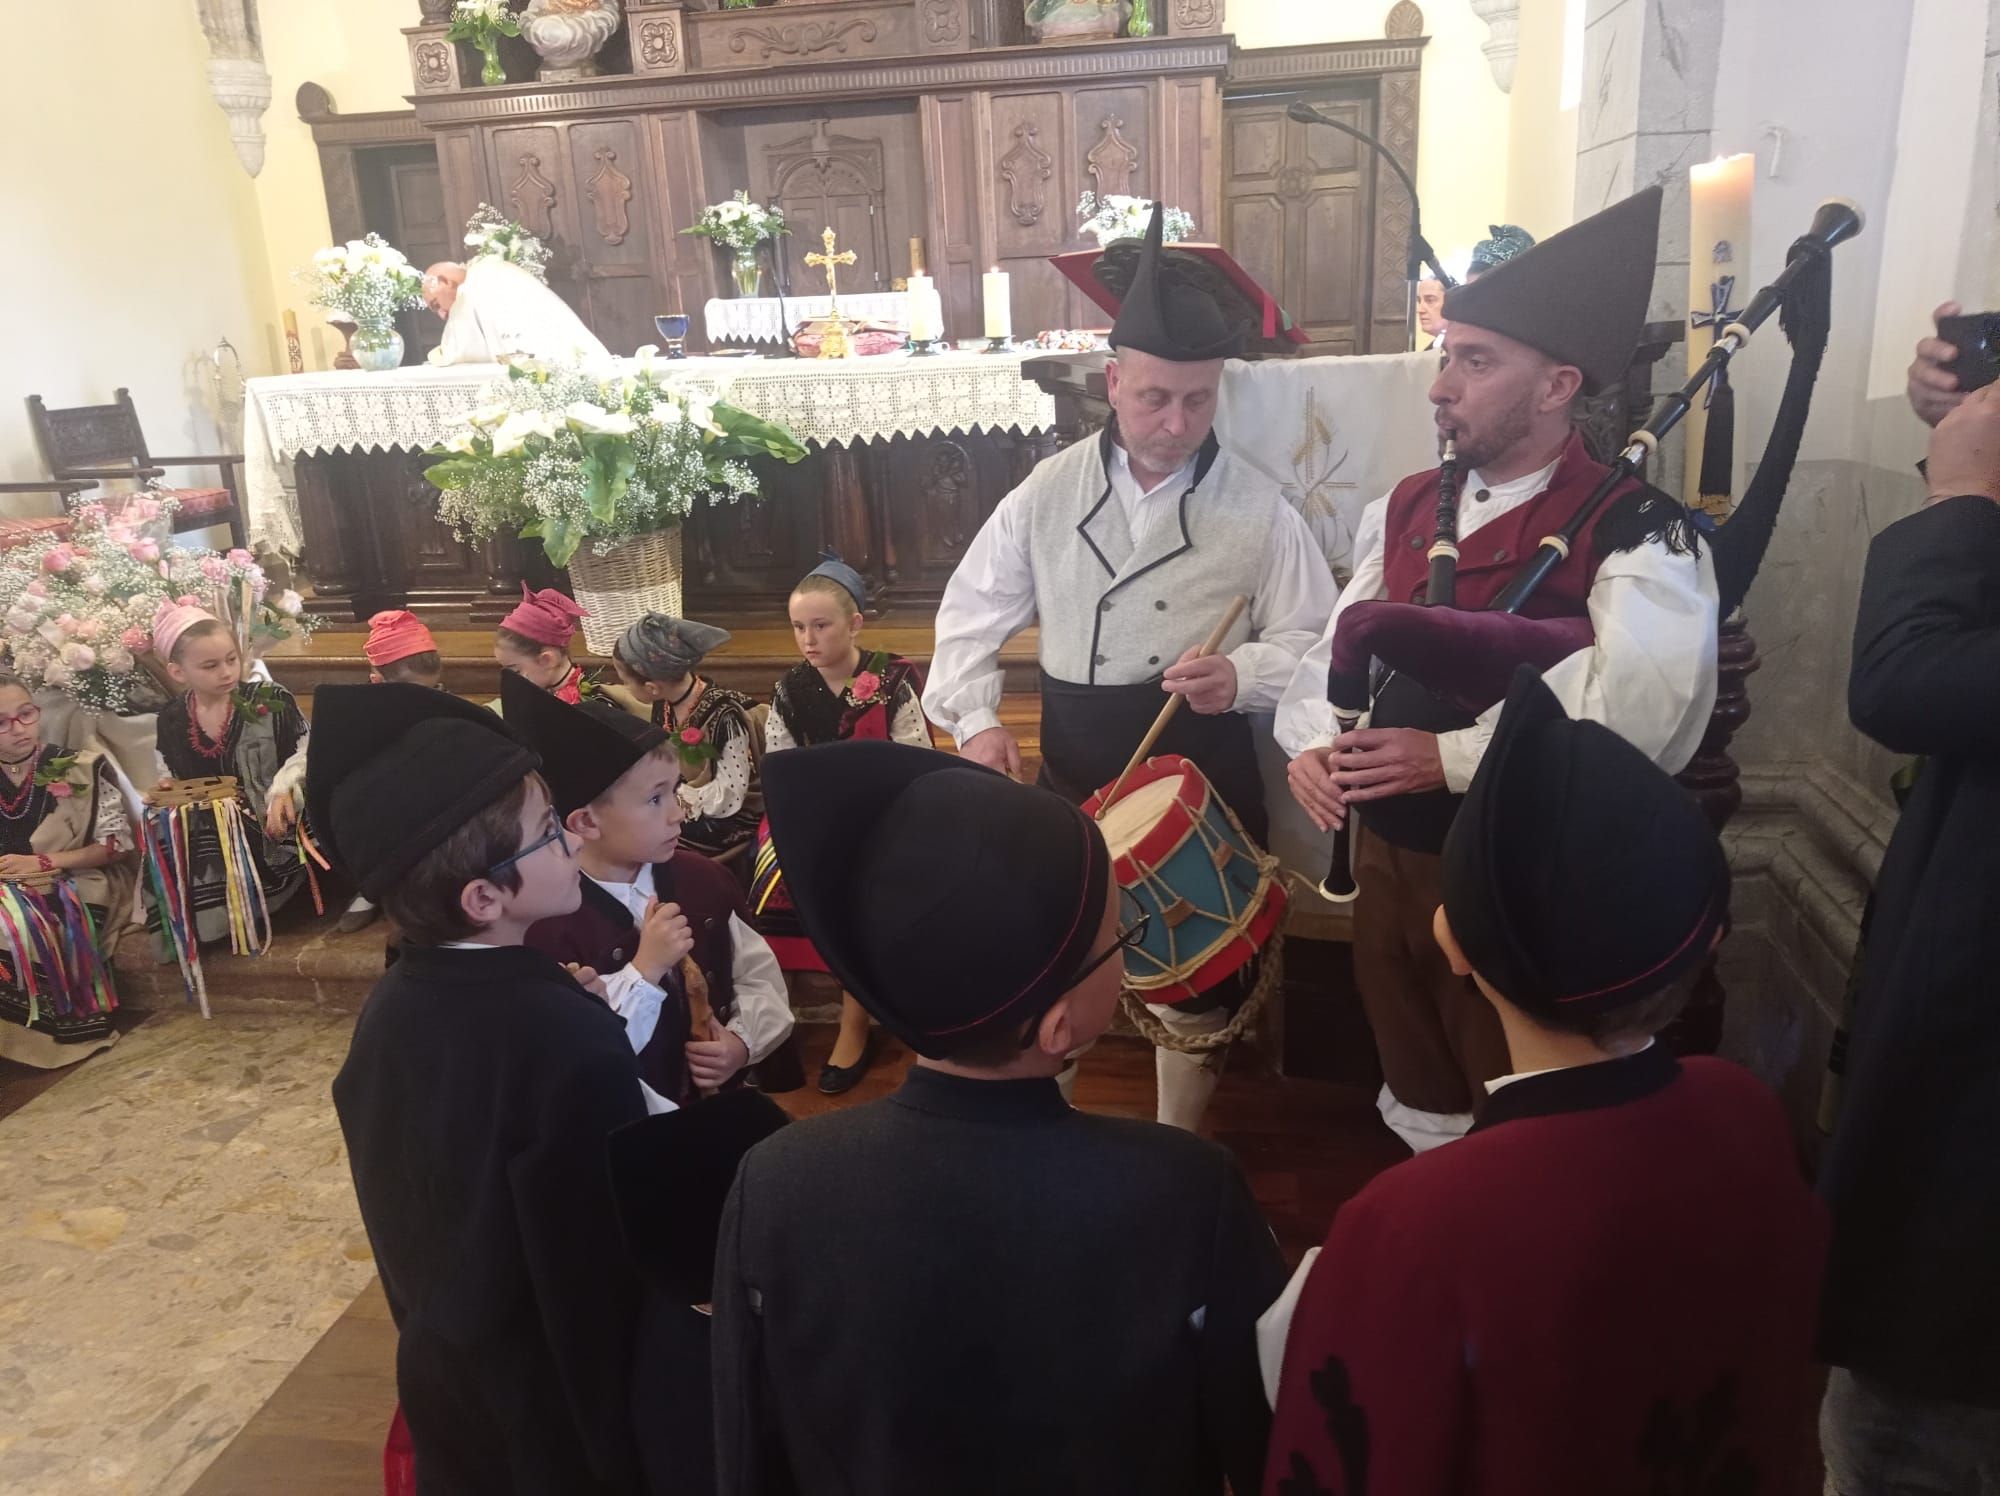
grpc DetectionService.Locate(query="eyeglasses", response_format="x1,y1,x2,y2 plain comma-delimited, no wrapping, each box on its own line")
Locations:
1062,891,1152,995
0,704,42,733
483,807,571,881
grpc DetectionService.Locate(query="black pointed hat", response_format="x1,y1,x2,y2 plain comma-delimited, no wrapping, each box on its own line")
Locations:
1442,186,1661,394
762,741,1112,1059
1440,666,1730,1020
1106,202,1247,362
499,671,668,817
305,683,540,901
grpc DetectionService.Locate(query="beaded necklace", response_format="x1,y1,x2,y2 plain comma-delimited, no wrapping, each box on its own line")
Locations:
0,747,45,821
185,691,236,763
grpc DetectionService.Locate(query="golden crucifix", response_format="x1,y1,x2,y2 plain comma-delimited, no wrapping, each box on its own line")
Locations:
803,226,860,359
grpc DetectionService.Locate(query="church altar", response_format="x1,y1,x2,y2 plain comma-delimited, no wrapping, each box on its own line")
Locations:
243,353,1058,622
704,293,912,346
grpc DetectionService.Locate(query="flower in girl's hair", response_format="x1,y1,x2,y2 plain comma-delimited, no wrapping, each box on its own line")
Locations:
850,671,882,702
679,727,703,746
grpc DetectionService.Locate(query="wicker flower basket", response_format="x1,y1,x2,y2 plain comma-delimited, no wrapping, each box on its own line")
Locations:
565,526,684,656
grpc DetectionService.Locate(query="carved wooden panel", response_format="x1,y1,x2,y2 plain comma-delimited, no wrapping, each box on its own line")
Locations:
1157,75,1222,244
1084,116,1140,198
506,149,561,241
997,117,1055,234
627,3,689,77
587,147,634,245
1166,0,1224,35
690,1,918,73
434,129,490,247
1370,70,1420,355
915,0,974,54
568,119,660,355
920,92,980,343
878,433,1026,600
765,120,891,294
407,27,462,95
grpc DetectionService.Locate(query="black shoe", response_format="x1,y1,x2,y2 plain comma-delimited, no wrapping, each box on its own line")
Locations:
336,902,381,935
818,1037,875,1095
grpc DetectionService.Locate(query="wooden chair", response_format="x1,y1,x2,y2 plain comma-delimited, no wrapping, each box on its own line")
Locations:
0,478,93,551
27,389,246,549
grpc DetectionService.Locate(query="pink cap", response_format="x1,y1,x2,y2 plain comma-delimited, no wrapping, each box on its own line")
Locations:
500,584,586,650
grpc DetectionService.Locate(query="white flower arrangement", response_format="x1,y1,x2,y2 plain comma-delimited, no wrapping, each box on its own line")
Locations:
683,192,788,254
298,233,424,337
464,204,552,282
1077,193,1196,248
425,353,807,569
0,502,313,713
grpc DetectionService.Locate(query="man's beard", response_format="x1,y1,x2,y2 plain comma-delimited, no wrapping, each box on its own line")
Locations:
1448,384,1539,473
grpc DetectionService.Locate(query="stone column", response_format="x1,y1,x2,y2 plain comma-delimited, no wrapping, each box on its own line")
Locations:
1573,0,1724,495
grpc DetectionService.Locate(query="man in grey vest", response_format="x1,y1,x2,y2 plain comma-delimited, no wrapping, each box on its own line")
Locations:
924,205,1335,1131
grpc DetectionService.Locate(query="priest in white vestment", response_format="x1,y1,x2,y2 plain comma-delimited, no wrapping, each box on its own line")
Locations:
423,256,610,366
923,206,1336,1134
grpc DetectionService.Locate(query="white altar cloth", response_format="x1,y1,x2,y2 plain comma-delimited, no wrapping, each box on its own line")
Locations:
241,352,1057,552
704,292,911,345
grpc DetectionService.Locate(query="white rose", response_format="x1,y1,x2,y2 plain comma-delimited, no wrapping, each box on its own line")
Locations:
101,647,134,674
276,590,304,618
652,401,683,428
6,608,38,633
36,621,64,648
81,574,107,596
40,661,69,688
564,401,636,438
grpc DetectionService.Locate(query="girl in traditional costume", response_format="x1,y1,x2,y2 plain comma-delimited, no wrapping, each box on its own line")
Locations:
150,600,307,947
752,557,932,1092
0,672,133,1064
493,585,594,704
611,613,764,870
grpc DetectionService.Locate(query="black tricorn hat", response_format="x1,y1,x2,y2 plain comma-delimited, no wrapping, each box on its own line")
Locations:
762,741,1112,1059
1440,666,1730,1020
1442,186,1661,394
1106,202,1247,362
499,671,668,818
305,683,540,902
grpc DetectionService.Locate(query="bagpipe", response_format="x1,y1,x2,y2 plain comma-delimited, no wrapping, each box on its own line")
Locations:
1319,199,1864,901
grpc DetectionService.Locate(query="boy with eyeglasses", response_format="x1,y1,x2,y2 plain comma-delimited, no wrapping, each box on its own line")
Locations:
713,740,1286,1496
313,684,676,1495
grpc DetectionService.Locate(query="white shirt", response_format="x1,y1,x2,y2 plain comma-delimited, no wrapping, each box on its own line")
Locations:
925,438,1338,747
1485,1039,1656,1096
427,257,611,367
439,939,676,1115
1274,458,1719,790
584,863,795,1066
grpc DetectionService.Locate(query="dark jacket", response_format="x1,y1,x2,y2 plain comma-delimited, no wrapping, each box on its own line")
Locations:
713,1065,1287,1496
1820,494,2000,1405
332,943,652,1496
1266,1048,1826,1496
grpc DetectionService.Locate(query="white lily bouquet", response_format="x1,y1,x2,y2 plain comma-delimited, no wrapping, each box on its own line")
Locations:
425,354,808,568
464,203,552,282
300,233,424,337
1078,193,1195,247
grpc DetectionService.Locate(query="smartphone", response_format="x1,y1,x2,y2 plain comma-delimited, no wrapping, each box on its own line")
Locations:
1937,312,2000,393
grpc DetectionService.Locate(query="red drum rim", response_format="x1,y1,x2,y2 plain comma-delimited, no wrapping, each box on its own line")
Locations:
1082,755,1208,881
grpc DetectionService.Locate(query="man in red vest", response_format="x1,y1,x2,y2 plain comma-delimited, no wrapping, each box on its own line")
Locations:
1276,187,1720,1151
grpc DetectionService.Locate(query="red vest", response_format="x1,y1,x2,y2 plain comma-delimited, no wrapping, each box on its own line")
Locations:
1379,431,1640,618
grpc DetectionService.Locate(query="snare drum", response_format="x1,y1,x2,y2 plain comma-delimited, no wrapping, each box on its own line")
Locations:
1084,755,1287,1006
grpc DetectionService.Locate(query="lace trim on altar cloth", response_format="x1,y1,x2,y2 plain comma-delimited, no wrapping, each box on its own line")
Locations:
240,353,1057,553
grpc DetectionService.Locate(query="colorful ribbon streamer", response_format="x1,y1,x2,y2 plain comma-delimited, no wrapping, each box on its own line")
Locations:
140,796,273,1017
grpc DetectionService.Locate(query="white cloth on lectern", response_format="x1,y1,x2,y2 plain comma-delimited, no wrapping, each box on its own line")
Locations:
428,258,610,367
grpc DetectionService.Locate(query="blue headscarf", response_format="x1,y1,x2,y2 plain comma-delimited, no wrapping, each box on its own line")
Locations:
804,553,868,613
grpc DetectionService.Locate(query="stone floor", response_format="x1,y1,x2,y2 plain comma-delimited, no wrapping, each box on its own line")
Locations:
0,1011,372,1496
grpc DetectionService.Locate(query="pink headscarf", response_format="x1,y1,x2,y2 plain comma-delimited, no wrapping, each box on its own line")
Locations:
364,609,439,667
500,584,587,650
152,596,219,662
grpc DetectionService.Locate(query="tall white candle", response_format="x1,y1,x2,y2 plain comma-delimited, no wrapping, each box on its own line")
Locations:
1685,153,1754,516
982,268,1012,341
907,274,937,342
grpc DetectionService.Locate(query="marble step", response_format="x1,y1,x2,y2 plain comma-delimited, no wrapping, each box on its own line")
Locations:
111,912,387,1017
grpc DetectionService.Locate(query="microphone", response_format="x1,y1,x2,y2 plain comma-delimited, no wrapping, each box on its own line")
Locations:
764,239,799,358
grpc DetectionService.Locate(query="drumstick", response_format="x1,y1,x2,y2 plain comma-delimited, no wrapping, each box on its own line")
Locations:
1094,594,1248,818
